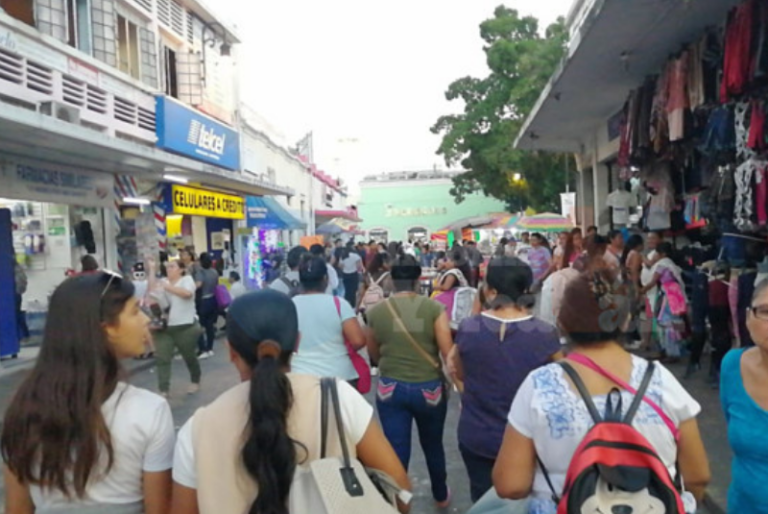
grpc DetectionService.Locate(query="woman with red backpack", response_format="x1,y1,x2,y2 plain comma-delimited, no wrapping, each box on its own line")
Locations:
493,269,710,514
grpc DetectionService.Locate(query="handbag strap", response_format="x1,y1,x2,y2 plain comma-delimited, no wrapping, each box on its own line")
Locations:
566,353,679,441
384,299,440,370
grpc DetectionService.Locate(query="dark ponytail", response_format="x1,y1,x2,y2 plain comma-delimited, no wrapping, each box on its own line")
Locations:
243,354,296,514
226,290,301,514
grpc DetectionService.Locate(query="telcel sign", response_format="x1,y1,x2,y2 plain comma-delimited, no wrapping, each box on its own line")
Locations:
155,96,241,170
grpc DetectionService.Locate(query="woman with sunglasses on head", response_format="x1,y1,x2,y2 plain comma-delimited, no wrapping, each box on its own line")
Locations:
149,259,202,398
721,279,768,513
2,272,175,514
170,289,411,514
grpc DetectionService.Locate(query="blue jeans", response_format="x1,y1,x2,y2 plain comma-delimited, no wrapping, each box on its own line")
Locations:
459,442,495,502
376,377,448,502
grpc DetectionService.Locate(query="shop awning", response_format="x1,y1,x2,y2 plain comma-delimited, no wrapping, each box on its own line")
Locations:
246,196,306,230
515,0,741,152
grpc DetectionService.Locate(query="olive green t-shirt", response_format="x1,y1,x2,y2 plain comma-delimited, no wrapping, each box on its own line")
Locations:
367,295,444,383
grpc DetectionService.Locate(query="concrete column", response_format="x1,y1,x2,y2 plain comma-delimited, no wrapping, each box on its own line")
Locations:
592,162,611,233
580,168,595,229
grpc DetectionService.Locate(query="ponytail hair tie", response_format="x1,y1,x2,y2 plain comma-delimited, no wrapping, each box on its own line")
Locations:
257,339,283,360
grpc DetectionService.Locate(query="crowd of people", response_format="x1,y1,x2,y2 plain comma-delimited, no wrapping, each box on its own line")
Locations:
2,231,768,514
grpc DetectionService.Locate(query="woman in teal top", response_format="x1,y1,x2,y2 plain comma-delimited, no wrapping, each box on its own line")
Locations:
721,280,768,513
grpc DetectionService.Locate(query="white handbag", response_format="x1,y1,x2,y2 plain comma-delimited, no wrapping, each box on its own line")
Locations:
289,378,403,513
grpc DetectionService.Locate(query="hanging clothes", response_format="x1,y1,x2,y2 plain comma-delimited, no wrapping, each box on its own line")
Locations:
687,40,705,110
699,106,736,156
756,164,768,226
643,162,675,231
651,65,670,154
667,52,689,142
702,30,723,105
735,101,756,163
748,99,766,151
721,0,756,102
734,159,766,231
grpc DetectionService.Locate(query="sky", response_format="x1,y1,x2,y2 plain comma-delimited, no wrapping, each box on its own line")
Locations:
216,0,572,197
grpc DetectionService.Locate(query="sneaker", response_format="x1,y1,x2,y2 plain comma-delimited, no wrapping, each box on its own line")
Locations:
625,340,643,351
198,352,211,360
206,350,215,358
371,366,379,377
174,354,183,361
188,383,200,395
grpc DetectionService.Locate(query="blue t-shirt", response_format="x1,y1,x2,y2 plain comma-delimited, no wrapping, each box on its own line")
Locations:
456,312,561,459
292,294,357,380
721,348,768,513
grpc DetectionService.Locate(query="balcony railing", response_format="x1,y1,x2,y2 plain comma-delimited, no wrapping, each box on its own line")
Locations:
0,15,157,144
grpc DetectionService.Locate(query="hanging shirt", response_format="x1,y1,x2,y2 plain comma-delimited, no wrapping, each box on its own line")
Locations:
606,190,637,225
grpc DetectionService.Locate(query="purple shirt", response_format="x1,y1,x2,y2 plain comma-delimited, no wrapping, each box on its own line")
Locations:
456,313,561,459
527,246,552,282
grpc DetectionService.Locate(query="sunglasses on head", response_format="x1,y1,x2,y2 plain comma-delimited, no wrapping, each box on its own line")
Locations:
100,270,124,298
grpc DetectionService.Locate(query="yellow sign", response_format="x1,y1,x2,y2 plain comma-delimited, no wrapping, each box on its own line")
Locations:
170,185,245,220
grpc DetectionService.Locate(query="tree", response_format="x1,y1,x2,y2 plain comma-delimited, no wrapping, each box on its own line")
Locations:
431,6,574,212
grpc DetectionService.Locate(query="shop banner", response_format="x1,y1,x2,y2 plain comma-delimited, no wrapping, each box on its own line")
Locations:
165,184,245,220
156,96,241,170
560,192,577,226
0,161,114,208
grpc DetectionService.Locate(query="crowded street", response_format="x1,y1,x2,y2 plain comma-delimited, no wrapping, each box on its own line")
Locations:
3,0,768,512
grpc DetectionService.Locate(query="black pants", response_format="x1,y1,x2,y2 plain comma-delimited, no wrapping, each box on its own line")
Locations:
459,443,495,503
343,272,359,308
199,296,218,353
709,306,732,376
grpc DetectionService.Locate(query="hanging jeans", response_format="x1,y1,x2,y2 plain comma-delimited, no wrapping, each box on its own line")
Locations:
376,377,449,503
342,272,359,309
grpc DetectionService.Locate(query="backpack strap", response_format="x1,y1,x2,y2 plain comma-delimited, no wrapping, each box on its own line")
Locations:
567,353,679,441
320,377,330,459
373,272,389,286
623,361,656,425
559,362,602,424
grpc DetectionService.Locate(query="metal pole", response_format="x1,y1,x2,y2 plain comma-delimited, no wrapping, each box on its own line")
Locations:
565,153,570,193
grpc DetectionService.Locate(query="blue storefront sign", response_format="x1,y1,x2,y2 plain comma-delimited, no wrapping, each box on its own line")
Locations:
155,96,241,170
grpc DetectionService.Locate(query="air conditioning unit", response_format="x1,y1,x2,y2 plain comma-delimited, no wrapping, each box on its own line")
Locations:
39,101,81,124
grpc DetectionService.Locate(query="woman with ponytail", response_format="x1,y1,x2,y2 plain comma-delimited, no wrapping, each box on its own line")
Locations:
171,289,410,514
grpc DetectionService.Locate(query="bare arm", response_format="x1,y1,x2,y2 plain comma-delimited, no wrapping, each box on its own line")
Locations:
365,326,381,365
677,418,711,501
144,470,172,514
170,482,198,514
433,311,454,363
164,283,194,299
493,425,536,500
3,467,34,514
628,253,642,287
342,317,366,351
639,272,661,296
449,344,464,382
437,274,457,292
356,421,412,513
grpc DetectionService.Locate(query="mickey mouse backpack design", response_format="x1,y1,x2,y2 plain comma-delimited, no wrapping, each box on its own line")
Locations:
540,358,686,514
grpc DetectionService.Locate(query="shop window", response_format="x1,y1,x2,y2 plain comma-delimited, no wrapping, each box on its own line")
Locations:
117,15,140,80
163,46,179,98
66,0,92,54
1,0,34,26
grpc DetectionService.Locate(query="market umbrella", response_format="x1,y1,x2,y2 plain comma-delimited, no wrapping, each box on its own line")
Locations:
479,214,521,230
514,212,574,232
439,212,509,231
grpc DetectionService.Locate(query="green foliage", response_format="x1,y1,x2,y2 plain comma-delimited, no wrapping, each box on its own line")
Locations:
431,6,574,212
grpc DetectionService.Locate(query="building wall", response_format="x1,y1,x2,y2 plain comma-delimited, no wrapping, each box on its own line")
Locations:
358,179,507,241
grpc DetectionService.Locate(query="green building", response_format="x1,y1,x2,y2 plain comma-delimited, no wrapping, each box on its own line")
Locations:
357,171,507,242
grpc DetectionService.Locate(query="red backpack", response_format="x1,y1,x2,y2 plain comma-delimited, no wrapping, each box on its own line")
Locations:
540,357,686,514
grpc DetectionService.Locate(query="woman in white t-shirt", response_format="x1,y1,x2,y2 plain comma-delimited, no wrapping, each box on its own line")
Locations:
149,259,202,398
340,243,364,307
170,289,411,514
1,272,175,514
493,270,711,514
